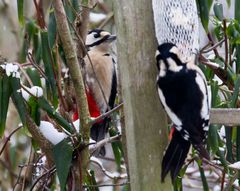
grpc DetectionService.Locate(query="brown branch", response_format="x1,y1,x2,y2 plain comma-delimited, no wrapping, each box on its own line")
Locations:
89,134,121,154
53,0,91,189
0,125,23,156
90,158,127,179
199,54,234,89
98,12,114,29
25,113,54,166
30,166,56,191
207,33,220,57
27,53,47,79
90,103,123,125
201,39,225,54
33,0,46,29
21,147,34,191
83,182,130,188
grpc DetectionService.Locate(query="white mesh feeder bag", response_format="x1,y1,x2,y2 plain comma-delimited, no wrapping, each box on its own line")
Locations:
152,0,199,63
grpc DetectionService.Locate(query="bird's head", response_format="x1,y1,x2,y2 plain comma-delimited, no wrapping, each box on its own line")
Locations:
86,29,116,51
155,42,183,71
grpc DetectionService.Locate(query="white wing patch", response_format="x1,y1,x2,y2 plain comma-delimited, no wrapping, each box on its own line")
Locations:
158,87,182,127
195,72,209,121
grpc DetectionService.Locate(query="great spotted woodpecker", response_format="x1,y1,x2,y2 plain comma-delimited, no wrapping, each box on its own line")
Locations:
78,29,117,155
155,43,210,182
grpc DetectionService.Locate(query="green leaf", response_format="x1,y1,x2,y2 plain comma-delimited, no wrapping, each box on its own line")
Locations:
109,128,122,170
37,97,74,133
17,0,25,26
196,0,210,32
82,0,88,6
48,10,57,49
10,77,27,127
217,149,228,171
236,46,240,73
0,75,12,137
213,3,224,21
197,160,209,191
28,97,41,126
225,127,234,163
84,170,99,191
235,0,240,21
229,75,240,108
72,0,80,12
53,139,73,191
236,127,240,161
41,31,58,108
26,68,42,87
64,1,75,23
226,0,231,7
208,124,219,154
208,0,213,9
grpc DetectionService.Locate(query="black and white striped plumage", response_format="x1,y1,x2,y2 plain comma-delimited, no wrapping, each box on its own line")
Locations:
84,29,117,155
155,43,210,182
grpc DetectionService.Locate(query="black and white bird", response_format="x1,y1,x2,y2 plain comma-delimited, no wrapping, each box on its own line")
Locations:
155,42,210,182
83,29,117,155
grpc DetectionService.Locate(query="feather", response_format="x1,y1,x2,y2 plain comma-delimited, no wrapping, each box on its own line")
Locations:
161,129,190,182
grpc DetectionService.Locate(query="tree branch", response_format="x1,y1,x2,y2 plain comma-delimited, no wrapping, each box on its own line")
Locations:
53,0,91,189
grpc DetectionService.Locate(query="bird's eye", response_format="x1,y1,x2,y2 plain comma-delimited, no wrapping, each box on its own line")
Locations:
94,33,100,38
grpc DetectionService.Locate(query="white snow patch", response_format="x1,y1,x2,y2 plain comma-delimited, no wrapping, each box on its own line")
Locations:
213,185,221,191
39,121,67,145
218,125,226,139
185,166,196,174
1,62,20,78
30,86,43,97
219,147,225,152
21,86,43,101
234,179,240,187
229,161,240,170
73,119,80,133
90,12,107,23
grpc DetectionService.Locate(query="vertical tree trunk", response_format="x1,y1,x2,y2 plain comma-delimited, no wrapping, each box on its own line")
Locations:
113,1,172,190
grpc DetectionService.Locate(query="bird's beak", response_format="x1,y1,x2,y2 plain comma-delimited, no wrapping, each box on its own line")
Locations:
106,35,117,42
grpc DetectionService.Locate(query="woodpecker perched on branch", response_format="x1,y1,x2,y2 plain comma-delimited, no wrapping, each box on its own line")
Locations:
74,29,117,155
155,42,210,182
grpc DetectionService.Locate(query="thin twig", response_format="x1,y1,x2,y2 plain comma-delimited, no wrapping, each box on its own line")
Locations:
201,38,225,53
27,53,47,79
0,125,23,156
90,103,123,125
90,157,127,180
21,146,33,191
55,41,69,112
14,62,33,86
33,0,46,29
98,12,114,29
225,172,239,191
30,166,56,191
0,159,19,179
89,134,121,153
83,182,130,188
207,33,220,57
221,172,225,191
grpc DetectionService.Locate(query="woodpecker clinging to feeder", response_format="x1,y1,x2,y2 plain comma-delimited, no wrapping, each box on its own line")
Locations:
155,42,210,182
74,29,117,155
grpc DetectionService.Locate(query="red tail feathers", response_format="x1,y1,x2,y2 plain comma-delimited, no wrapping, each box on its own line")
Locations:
73,90,103,123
